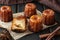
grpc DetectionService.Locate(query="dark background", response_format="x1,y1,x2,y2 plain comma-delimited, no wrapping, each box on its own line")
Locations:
0,1,60,40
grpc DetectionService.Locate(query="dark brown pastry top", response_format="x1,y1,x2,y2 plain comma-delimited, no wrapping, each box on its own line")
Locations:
0,6,12,12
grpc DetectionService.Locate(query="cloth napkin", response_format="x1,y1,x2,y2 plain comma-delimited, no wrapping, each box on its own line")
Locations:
39,0,60,13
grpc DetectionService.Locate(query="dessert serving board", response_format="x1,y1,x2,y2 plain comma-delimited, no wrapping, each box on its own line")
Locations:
0,10,57,40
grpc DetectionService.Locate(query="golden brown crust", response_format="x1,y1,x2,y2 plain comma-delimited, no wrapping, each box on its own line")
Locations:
29,15,43,32
16,15,26,20
11,16,27,33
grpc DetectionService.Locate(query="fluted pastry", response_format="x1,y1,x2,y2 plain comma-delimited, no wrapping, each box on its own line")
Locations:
29,15,43,32
24,3,37,18
0,6,13,22
42,9,55,25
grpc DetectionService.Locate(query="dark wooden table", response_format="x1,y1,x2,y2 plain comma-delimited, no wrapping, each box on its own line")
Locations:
0,1,60,40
